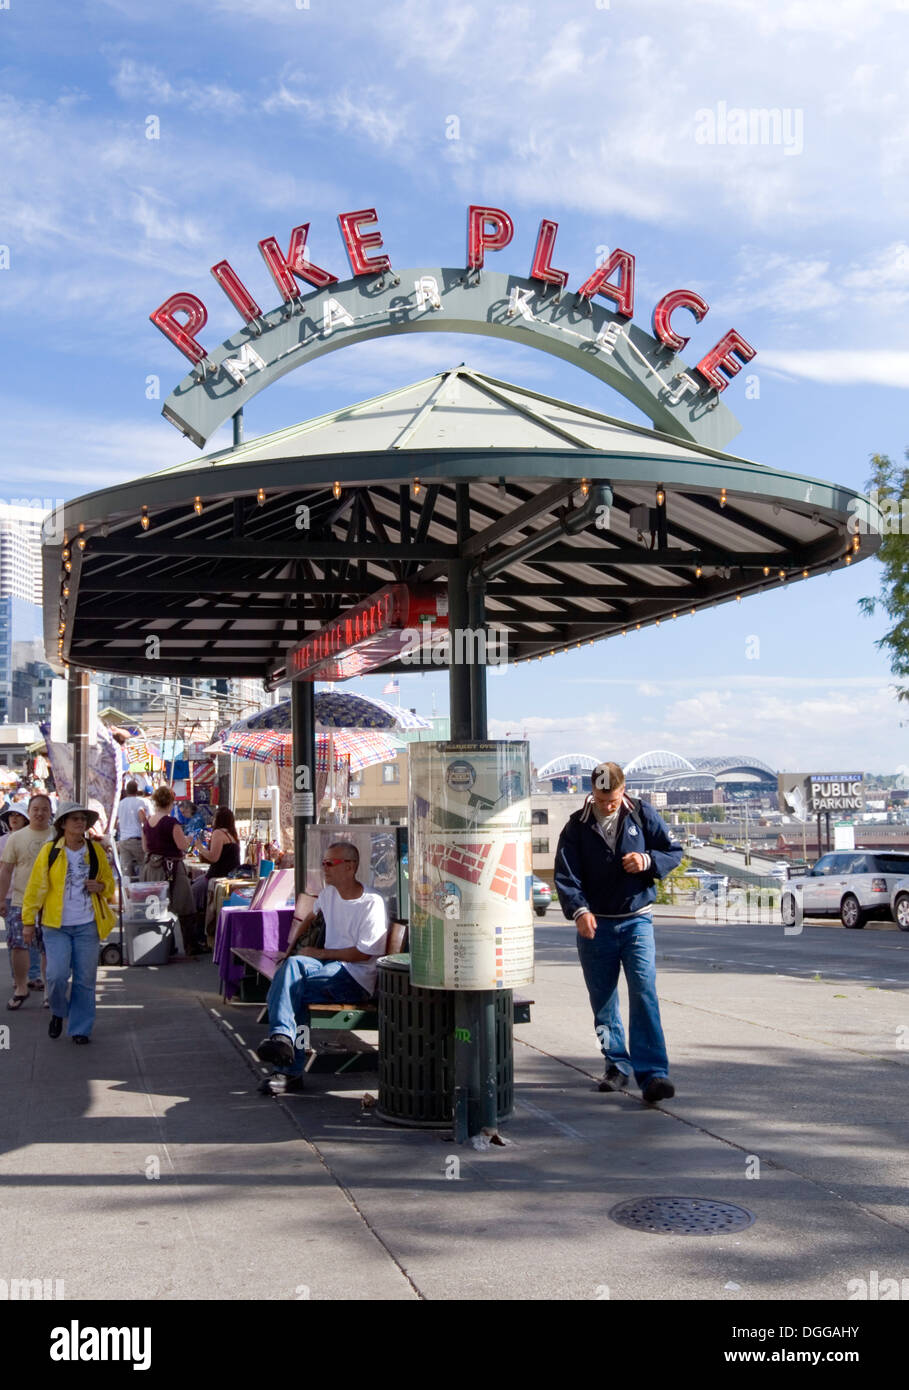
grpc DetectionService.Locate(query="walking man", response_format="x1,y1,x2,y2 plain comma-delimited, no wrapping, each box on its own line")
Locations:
554,761,683,1103
115,780,149,881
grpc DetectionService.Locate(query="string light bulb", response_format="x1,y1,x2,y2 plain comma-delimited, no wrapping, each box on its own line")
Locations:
64,560,71,573
802,569,808,578
140,507,149,530
778,569,786,580
62,585,69,598
845,552,853,565
256,488,266,506
62,548,70,562
735,593,741,602
193,496,203,515
763,566,770,577
579,478,590,498
719,488,727,508
412,478,422,498
852,534,860,552
76,537,86,550
655,486,665,507
332,481,342,499
695,565,702,578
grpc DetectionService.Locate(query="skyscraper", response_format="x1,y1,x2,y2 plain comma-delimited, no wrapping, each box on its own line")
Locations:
0,503,46,605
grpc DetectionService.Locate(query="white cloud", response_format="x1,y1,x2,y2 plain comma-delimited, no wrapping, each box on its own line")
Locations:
0,401,218,496
111,59,246,114
758,351,909,388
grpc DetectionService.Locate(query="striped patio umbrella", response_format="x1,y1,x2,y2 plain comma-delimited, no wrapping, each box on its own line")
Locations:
220,727,401,771
228,692,431,734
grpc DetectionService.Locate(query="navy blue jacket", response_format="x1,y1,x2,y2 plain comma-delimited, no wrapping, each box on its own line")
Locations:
554,795,683,920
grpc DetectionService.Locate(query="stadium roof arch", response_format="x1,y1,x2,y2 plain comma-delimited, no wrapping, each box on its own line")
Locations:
537,753,600,779
624,750,697,774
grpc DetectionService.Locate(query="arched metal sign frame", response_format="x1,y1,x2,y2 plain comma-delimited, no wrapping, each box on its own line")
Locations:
161,267,744,452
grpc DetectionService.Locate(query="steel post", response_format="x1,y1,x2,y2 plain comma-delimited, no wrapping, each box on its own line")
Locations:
67,668,91,805
291,680,315,898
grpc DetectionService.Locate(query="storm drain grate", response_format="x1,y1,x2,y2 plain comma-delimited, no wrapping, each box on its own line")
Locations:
609,1196,755,1236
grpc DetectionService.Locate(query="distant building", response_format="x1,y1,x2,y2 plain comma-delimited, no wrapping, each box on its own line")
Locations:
0,503,46,606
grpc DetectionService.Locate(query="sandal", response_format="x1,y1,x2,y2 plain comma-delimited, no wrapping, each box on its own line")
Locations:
27,980,45,991
6,994,28,1011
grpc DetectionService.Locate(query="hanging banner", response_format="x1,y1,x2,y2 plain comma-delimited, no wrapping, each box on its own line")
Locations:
408,741,534,990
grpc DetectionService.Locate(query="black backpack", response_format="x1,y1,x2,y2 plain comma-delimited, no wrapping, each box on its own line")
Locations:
47,838,100,878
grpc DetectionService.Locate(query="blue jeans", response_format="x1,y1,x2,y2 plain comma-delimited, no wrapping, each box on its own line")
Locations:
576,913,669,1087
43,920,100,1037
265,956,371,1076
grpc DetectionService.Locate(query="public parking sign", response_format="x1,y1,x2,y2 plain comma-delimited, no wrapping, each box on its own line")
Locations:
808,773,864,813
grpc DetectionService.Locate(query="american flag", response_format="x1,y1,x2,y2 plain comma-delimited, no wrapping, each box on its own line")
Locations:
383,677,399,695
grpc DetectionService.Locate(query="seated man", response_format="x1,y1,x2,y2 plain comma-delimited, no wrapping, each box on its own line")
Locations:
256,841,387,1092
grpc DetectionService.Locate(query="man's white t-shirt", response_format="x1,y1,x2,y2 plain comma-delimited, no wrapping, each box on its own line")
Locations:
314,884,387,995
117,796,150,840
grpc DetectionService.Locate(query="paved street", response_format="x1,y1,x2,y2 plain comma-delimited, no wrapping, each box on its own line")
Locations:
2,910,907,1307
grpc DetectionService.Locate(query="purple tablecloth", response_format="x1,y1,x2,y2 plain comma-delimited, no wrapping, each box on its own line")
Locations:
213,905,294,999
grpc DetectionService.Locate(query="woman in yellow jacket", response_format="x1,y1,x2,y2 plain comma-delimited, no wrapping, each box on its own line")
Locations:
22,802,116,1045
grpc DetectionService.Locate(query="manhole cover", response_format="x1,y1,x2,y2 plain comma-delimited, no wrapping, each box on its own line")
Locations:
609,1197,755,1236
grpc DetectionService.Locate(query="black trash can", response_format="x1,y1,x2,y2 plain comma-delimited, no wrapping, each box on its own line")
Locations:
376,954,513,1128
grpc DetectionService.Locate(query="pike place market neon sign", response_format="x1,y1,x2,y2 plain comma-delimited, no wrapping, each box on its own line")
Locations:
151,206,756,451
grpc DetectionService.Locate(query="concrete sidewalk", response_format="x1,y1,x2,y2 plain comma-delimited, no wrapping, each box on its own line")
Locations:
1,931,907,1301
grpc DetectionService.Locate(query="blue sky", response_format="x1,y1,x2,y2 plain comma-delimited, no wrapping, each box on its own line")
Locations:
3,0,909,772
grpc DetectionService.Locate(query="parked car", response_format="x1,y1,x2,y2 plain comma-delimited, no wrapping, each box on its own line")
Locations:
781,850,909,929
696,874,729,899
532,878,552,917
889,877,909,932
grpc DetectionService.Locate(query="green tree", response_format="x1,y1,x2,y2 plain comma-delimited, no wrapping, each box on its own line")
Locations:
859,451,909,695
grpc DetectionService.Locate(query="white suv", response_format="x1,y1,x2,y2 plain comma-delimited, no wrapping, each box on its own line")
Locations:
781,851,909,929
888,878,909,932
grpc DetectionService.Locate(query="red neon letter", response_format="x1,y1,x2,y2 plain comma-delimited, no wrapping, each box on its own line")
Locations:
652,289,710,352
529,219,569,289
576,249,636,317
259,225,339,299
338,208,391,277
149,292,209,365
695,329,756,391
467,205,514,269
210,261,262,324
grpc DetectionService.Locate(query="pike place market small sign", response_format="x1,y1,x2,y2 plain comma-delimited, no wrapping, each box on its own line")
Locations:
151,205,755,450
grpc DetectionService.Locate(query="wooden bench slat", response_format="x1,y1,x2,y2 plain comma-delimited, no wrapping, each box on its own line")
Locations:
230,945,533,1018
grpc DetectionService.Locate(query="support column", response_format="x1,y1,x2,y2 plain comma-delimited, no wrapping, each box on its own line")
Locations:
291,680,316,899
449,483,498,1141
67,668,90,806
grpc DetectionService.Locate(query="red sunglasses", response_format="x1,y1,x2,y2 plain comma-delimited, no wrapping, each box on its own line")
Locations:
321,857,352,867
